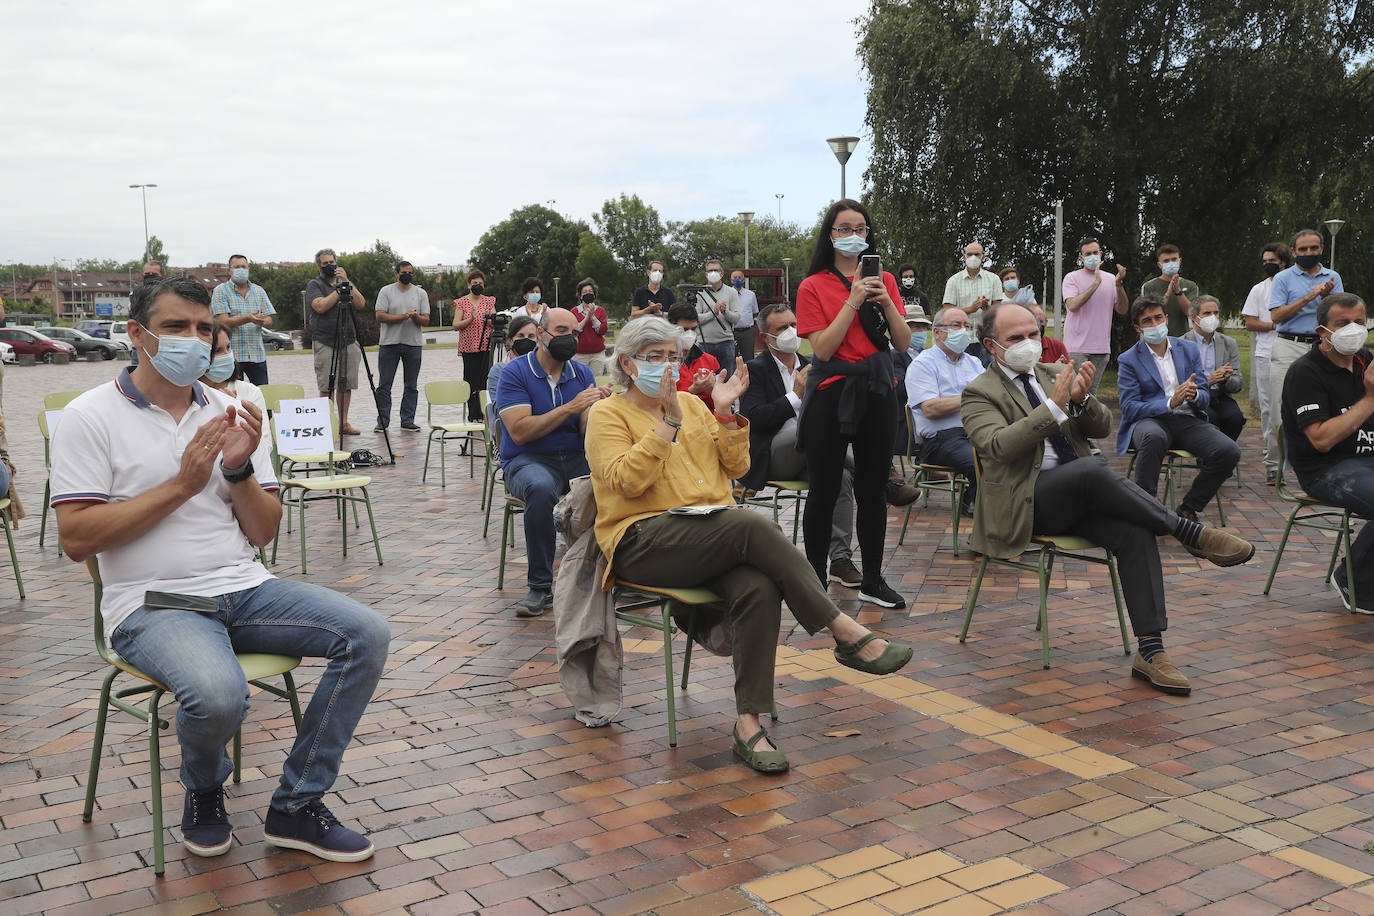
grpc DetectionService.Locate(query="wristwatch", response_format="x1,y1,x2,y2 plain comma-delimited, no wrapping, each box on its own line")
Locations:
221,458,255,484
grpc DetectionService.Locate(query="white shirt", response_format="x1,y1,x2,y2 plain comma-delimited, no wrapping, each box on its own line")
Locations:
1241,277,1276,359
905,345,984,439
996,362,1070,471
49,369,279,638
1146,339,1193,414
772,351,804,439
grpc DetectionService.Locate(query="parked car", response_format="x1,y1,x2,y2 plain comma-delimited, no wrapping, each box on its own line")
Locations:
261,327,294,350
0,327,78,362
74,319,132,350
0,342,13,364
36,326,128,359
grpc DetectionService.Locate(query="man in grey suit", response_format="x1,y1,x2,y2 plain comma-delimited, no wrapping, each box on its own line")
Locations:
961,302,1255,695
1182,295,1246,442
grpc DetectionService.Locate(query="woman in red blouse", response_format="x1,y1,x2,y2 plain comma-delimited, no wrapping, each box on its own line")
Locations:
795,199,911,609
453,268,496,421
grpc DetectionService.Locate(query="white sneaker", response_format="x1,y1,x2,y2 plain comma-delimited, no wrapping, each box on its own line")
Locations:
1329,569,1374,615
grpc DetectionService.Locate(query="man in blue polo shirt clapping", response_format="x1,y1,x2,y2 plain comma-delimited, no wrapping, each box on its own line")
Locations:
496,307,610,616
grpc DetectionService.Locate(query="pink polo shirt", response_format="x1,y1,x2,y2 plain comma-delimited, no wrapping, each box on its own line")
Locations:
1061,268,1119,353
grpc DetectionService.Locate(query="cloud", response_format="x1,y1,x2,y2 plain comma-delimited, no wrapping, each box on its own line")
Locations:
0,0,873,266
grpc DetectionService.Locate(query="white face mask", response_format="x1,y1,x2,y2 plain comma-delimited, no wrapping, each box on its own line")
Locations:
1324,322,1369,356
706,270,722,284
965,255,982,271
901,277,915,288
648,270,663,284
768,327,801,355
677,328,700,351
998,338,1042,373
1197,315,1220,334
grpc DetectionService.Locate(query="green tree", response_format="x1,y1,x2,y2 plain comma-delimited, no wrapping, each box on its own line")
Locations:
469,204,589,310
144,236,168,268
573,231,636,318
859,0,1373,336
592,194,667,272
664,215,816,302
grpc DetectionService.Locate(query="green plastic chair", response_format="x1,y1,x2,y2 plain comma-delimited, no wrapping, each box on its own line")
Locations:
38,409,62,557
959,451,1129,669
897,408,968,555
422,380,486,486
1263,425,1355,609
258,383,304,414
81,558,301,876
43,390,84,410
479,416,524,588
742,480,808,544
1125,448,1227,525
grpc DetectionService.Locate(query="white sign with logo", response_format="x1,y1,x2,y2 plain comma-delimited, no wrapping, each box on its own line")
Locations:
274,398,332,456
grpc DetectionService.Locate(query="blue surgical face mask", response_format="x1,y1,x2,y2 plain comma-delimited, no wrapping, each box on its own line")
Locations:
138,323,212,387
1141,324,1169,344
833,235,869,256
207,352,236,383
527,292,541,305
1082,254,1102,271
910,331,928,349
231,267,250,285
1161,260,1181,276
633,358,678,396
944,328,972,353
1003,279,1019,293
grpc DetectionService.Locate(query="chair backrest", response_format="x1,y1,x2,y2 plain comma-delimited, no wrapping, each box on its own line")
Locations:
424,380,472,424
259,383,305,414
38,410,56,470
44,390,83,410
86,557,113,664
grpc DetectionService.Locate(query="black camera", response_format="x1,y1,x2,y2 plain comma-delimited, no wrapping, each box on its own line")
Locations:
335,281,353,301
484,310,509,348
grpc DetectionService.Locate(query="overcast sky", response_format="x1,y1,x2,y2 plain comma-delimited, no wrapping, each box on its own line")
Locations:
1,0,873,268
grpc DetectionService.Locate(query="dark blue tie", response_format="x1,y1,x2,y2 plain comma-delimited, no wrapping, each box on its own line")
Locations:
1017,373,1077,465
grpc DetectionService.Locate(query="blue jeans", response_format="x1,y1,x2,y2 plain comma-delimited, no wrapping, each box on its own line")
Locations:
376,344,423,426
702,340,736,380
1305,457,1374,594
0,458,9,497
110,577,390,813
503,450,590,590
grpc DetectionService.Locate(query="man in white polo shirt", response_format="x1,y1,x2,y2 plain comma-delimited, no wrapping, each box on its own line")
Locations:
49,277,390,865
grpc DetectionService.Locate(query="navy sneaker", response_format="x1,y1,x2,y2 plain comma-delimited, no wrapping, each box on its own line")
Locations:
264,800,374,862
181,787,232,857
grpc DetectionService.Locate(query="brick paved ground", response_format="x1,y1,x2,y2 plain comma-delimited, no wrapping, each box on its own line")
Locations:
4,352,1374,915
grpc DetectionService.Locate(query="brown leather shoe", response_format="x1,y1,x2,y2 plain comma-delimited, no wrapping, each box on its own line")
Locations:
885,477,920,507
1131,651,1191,695
1184,527,1254,567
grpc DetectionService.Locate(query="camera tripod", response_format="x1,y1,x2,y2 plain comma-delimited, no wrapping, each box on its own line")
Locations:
325,292,395,464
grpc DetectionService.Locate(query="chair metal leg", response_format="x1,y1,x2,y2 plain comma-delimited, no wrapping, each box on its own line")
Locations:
660,600,678,748
284,671,303,728
83,668,118,823
298,495,308,574
422,433,434,484
2,514,22,598
340,494,349,558
1037,549,1054,668
148,690,166,877
1263,506,1302,594
898,502,915,546
959,556,990,642
439,437,447,489
498,505,512,589
951,479,964,557
791,492,802,545
1106,553,1130,655
40,478,51,548
681,609,695,692
363,489,383,566
233,729,242,783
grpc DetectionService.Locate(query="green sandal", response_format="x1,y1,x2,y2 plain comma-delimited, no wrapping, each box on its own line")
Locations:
834,633,913,675
733,726,789,774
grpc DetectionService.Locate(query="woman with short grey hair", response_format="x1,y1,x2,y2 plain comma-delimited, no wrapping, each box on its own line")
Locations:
585,315,912,774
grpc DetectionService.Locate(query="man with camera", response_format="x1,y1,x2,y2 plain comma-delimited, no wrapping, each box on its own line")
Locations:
694,259,741,378
306,249,367,435
496,308,610,617
374,260,429,432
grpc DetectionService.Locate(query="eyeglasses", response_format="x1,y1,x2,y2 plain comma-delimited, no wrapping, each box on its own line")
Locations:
831,225,868,237
633,354,684,366
936,323,970,331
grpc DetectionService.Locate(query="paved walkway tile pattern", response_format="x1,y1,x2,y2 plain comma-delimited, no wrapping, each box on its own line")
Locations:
4,355,1374,914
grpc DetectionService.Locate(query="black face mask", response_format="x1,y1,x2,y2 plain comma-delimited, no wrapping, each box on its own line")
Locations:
1262,262,1282,278
1295,254,1321,270
470,284,484,296
511,338,537,356
581,292,596,304
546,332,579,362
321,264,337,278
397,272,414,285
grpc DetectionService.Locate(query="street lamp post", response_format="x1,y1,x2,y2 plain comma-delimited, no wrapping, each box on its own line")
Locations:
825,137,861,200
129,183,157,261
739,211,754,271
1325,218,1346,271
552,276,560,309
781,257,792,302
775,193,784,221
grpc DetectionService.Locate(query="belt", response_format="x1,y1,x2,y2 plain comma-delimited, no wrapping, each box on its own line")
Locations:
1277,331,1317,343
